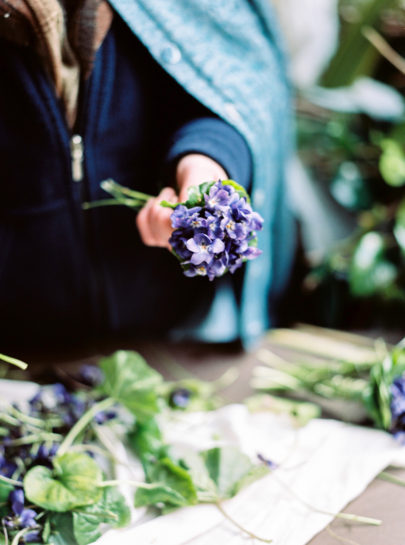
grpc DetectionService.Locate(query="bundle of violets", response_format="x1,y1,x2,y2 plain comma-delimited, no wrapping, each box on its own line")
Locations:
0,351,272,545
84,178,263,281
252,329,405,443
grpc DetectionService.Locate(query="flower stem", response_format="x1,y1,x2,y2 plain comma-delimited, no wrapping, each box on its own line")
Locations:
378,471,405,487
83,198,145,210
0,353,28,370
11,526,39,545
0,474,22,487
99,479,161,490
100,179,153,203
6,432,63,447
271,472,381,526
215,501,272,543
58,397,116,456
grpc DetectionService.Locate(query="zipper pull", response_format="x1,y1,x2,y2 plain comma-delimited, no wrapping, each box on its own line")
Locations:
70,134,84,182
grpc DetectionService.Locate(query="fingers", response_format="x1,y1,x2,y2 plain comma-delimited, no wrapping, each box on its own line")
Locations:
136,187,177,249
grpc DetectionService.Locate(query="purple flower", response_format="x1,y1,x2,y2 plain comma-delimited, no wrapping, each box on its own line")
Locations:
4,489,38,533
205,181,233,209
169,388,191,409
220,214,248,240
186,233,225,265
257,453,278,469
77,364,104,387
10,489,25,516
171,205,203,229
169,180,263,280
390,374,405,436
0,457,18,478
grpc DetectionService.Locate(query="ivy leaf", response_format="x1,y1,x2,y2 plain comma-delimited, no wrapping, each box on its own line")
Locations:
24,453,102,512
202,446,268,499
47,513,76,545
99,351,163,422
134,457,197,509
73,487,131,545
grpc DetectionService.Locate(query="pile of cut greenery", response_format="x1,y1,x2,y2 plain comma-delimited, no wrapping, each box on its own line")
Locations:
0,351,270,545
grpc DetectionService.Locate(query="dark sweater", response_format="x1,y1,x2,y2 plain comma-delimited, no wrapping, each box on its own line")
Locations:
0,15,251,350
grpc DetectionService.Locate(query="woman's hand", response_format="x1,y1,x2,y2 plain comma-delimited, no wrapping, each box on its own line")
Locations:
136,154,227,249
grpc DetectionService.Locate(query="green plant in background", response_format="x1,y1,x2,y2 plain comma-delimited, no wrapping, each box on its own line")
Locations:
296,0,405,328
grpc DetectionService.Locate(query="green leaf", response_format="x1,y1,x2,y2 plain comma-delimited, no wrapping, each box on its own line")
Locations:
135,457,197,509
99,350,163,422
184,185,204,207
129,418,167,464
0,480,13,504
349,232,397,297
160,200,178,209
47,513,76,545
73,487,130,545
24,453,102,512
202,446,267,499
172,448,218,503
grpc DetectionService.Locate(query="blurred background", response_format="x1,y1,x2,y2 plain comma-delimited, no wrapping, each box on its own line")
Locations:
272,0,405,334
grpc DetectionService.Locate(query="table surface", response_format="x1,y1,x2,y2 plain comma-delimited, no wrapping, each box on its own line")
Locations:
23,334,405,545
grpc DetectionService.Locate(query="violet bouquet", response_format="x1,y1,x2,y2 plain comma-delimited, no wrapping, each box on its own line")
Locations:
252,327,405,443
84,178,263,281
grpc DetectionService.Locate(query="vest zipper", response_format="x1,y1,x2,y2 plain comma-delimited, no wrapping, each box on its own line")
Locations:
70,134,84,183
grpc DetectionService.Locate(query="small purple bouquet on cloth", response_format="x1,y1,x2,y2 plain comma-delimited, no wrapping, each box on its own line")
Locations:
84,179,263,280
252,330,405,444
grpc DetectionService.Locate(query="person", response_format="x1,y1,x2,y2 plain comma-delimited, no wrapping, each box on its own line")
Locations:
0,0,296,352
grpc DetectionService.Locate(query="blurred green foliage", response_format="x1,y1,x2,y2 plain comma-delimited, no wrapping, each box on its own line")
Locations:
296,0,405,329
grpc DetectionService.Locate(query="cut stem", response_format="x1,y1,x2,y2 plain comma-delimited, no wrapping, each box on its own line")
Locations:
378,471,405,487
11,526,39,545
5,432,62,447
271,472,381,526
215,501,272,543
0,353,28,370
0,474,22,487
99,479,161,490
58,397,116,456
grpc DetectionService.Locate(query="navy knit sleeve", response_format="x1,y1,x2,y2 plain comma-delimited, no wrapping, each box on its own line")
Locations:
164,117,252,191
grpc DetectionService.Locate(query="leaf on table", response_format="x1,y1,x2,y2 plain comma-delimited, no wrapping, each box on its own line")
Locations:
0,480,13,504
171,446,218,503
99,351,163,422
47,513,76,545
73,487,131,545
24,452,102,512
129,418,167,463
201,446,269,499
134,457,197,509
